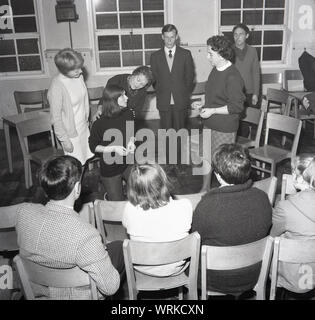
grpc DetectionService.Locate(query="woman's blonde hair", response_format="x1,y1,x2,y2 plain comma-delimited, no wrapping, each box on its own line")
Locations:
291,154,315,189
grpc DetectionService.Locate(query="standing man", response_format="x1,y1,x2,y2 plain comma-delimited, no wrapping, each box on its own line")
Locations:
150,24,195,131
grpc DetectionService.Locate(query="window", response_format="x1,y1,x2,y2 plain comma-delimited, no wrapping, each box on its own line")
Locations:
219,0,288,64
92,0,165,70
0,0,43,75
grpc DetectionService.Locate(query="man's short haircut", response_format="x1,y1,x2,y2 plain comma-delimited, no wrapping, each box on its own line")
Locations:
101,84,125,118
162,24,178,35
207,35,235,63
132,65,153,87
212,144,251,185
40,155,82,200
54,48,84,75
232,23,250,35
127,163,173,210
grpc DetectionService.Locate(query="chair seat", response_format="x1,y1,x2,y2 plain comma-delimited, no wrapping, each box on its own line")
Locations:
0,230,18,252
236,136,256,148
30,147,64,163
249,145,291,163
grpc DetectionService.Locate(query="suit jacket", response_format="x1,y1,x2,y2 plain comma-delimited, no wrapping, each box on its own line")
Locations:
298,51,315,92
150,46,195,111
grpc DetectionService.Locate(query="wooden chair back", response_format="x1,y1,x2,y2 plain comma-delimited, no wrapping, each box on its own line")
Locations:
283,69,305,92
280,174,296,200
14,90,49,114
14,255,98,300
175,193,203,211
201,236,274,300
261,72,283,95
87,86,104,102
78,202,95,227
123,232,200,300
253,176,278,206
265,88,293,114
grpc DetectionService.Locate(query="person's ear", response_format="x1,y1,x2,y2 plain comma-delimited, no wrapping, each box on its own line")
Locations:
246,33,249,40
74,181,81,199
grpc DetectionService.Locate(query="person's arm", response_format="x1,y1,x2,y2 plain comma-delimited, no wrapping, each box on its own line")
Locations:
185,51,195,93
252,48,260,105
270,201,287,237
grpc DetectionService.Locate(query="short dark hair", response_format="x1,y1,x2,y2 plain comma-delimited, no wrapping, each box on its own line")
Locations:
207,35,235,62
132,65,153,87
127,163,173,210
101,84,125,118
162,24,178,35
40,155,82,200
54,48,84,75
232,23,250,35
212,144,251,185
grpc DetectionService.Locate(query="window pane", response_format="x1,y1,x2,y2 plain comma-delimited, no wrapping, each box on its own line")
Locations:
98,35,119,51
265,10,284,24
143,0,164,10
249,31,262,45
122,34,142,50
221,0,241,9
122,51,142,66
14,17,37,32
0,57,17,72
119,0,140,11
145,50,155,65
243,10,263,25
19,55,41,71
95,0,117,12
143,12,164,28
17,38,39,54
243,0,263,8
263,47,282,61
11,0,34,15
120,13,141,28
264,31,283,45
265,0,285,8
0,0,9,6
221,11,241,26
99,52,120,67
96,14,118,29
144,34,162,49
0,39,15,55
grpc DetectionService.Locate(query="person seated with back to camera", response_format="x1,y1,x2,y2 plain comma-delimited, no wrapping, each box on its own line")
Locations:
191,143,272,296
122,163,193,277
15,155,124,300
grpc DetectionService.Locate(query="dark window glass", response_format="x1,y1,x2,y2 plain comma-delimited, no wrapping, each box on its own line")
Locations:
221,11,241,25
221,0,241,9
98,35,119,51
96,14,118,29
122,34,142,50
222,31,233,43
0,0,9,6
17,38,38,54
145,50,155,65
0,39,15,55
243,0,263,8
95,0,117,12
263,46,282,60
119,0,140,11
0,16,13,34
0,56,17,72
143,12,164,28
120,13,141,28
265,10,284,24
122,51,142,66
143,0,164,10
249,31,262,45
19,55,41,71
144,34,162,49
263,31,283,45
14,17,37,33
99,52,120,67
265,0,285,8
11,0,34,15
243,10,263,25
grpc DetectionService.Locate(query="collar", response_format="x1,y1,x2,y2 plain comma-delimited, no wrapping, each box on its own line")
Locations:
207,179,253,195
45,201,77,217
164,46,176,56
216,60,232,71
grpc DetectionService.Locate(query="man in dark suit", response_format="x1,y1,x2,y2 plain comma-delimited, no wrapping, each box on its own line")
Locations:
150,24,195,131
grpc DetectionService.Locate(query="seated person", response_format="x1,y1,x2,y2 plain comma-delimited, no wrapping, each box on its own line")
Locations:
15,155,124,299
302,92,315,115
122,163,193,277
191,143,272,296
271,154,315,294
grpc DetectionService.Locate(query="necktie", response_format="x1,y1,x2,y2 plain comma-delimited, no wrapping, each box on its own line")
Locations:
168,50,172,58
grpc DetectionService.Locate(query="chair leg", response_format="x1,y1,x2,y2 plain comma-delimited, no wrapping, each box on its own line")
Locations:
271,163,276,177
313,121,315,139
24,159,30,189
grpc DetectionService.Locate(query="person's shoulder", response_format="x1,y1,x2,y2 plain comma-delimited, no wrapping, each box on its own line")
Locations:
151,49,163,57
172,197,193,210
177,46,191,54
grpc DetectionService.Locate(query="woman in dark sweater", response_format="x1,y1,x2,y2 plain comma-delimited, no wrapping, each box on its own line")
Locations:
192,36,245,192
89,85,136,201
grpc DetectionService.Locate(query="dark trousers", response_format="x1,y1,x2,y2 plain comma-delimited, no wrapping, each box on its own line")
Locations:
159,106,187,131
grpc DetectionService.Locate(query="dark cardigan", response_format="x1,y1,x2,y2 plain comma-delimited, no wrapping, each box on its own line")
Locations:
191,180,272,295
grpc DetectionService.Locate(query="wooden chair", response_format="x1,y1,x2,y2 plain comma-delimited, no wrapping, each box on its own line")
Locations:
123,232,200,300
237,107,265,148
13,255,98,300
201,236,274,300
270,237,315,300
14,90,49,114
16,116,63,189
280,174,296,201
249,113,302,177
78,202,95,227
94,199,128,244
283,69,305,93
264,88,293,115
261,72,283,99
253,176,278,206
87,86,104,123
175,193,204,211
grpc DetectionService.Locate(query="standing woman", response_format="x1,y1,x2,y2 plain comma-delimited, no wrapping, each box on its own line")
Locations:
192,36,245,192
233,23,260,108
48,48,94,165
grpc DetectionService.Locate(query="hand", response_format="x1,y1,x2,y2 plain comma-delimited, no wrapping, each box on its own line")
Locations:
191,101,203,110
252,95,258,106
92,106,102,122
62,140,74,153
126,138,136,154
302,97,310,109
199,108,215,119
112,146,128,156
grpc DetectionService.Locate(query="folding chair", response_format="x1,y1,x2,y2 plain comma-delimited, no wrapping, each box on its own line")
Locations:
253,176,278,206
14,90,49,114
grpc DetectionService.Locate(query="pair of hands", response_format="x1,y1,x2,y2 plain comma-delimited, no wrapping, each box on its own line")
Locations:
111,138,136,156
191,100,215,119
